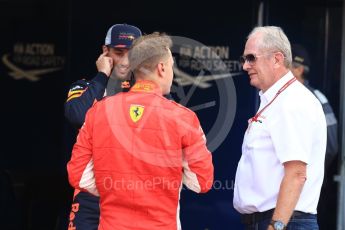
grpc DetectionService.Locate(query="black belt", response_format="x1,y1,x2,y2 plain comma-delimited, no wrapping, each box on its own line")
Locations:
240,209,307,224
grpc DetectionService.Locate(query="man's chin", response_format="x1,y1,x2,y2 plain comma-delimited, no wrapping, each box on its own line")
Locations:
110,71,130,80
249,78,259,88
118,74,129,80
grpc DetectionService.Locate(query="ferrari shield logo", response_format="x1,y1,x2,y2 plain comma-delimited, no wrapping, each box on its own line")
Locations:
130,105,145,122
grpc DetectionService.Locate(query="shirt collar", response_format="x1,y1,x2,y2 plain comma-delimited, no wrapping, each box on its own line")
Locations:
129,80,162,95
259,71,295,103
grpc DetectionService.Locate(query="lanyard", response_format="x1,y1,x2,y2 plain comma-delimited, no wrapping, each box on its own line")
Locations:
250,77,297,123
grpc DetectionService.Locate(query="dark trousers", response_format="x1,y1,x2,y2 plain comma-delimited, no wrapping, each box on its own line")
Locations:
68,191,100,230
241,209,319,230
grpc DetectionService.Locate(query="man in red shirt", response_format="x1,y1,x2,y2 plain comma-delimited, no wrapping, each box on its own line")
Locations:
67,32,214,230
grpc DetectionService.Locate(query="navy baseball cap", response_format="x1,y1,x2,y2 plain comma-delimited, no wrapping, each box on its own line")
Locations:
291,44,311,67
104,24,142,48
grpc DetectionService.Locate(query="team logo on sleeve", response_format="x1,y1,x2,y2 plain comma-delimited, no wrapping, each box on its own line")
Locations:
129,105,144,122
66,84,87,102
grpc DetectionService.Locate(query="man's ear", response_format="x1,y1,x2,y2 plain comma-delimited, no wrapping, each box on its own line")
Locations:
157,62,165,77
102,45,108,54
274,52,285,66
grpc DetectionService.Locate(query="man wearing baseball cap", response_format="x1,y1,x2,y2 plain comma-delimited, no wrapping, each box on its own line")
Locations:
64,23,142,230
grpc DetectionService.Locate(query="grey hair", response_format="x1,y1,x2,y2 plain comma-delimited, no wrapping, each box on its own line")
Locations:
248,26,292,68
129,32,172,75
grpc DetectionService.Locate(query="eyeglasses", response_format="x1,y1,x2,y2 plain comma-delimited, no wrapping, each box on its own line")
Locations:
239,52,278,66
239,54,264,66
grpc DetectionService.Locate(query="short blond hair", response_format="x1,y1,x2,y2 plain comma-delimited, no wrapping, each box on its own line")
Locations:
129,32,172,75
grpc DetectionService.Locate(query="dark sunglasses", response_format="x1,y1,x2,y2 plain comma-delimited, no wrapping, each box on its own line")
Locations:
239,54,258,65
240,52,283,66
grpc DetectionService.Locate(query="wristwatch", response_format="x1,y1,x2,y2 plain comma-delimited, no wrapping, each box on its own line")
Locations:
270,220,286,230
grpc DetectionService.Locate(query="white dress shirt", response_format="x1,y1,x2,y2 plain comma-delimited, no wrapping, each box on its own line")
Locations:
233,71,327,214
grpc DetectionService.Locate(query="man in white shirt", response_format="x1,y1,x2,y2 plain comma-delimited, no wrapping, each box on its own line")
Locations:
233,26,327,230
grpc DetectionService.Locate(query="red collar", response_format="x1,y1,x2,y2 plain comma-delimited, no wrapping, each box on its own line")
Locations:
130,80,162,95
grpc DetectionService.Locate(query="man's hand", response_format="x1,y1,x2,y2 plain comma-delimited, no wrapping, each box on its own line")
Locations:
96,50,113,77
272,160,306,226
